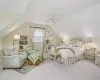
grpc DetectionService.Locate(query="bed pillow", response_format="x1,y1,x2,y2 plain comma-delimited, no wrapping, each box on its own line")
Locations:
73,41,83,47
4,48,11,56
68,44,74,47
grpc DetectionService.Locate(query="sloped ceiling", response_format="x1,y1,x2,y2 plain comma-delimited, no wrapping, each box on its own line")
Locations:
0,13,21,30
0,0,100,38
0,0,27,37
24,0,100,38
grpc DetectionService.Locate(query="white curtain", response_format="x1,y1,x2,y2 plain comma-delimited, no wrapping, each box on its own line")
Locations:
32,28,44,52
33,28,43,42
42,29,46,52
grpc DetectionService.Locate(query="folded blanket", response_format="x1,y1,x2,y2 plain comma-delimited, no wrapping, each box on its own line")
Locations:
28,53,42,64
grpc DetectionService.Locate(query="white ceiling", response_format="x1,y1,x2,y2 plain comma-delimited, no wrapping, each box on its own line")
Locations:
0,0,27,14
0,0,100,38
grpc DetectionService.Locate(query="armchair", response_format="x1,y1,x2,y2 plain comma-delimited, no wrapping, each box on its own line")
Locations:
2,51,27,68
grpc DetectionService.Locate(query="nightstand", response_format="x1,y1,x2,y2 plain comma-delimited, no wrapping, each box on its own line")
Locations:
84,48,96,60
95,54,100,66
0,56,3,72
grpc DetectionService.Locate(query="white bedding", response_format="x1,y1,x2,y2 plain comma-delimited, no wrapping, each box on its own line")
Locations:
56,39,85,65
56,45,83,58
56,45,84,66
72,47,83,56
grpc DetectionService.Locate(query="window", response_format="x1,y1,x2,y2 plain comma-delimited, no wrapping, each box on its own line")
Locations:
33,28,43,42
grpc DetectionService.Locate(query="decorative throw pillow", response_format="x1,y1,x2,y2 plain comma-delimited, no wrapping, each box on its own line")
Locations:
25,45,33,51
73,41,82,47
4,48,11,56
68,44,74,47
4,47,16,56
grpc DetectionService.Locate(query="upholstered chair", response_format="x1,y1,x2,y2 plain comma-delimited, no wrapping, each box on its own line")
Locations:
2,47,27,68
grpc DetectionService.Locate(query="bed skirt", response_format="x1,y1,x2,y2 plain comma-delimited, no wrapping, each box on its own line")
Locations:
60,53,85,66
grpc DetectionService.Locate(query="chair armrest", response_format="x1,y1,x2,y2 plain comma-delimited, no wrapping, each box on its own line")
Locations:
2,55,21,64
18,51,27,55
2,55,19,59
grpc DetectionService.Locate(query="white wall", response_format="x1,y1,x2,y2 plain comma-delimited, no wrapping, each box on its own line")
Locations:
51,4,100,38
50,4,100,49
66,4,100,48
3,23,32,48
3,22,61,49
0,39,3,49
0,39,3,56
0,13,21,30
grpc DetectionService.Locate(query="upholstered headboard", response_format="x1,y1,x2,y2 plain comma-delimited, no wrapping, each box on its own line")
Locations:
69,38,85,48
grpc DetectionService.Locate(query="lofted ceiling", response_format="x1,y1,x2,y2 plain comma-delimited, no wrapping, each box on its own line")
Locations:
0,0,100,38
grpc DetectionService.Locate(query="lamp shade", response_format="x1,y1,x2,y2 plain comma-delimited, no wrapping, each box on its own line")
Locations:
14,35,20,40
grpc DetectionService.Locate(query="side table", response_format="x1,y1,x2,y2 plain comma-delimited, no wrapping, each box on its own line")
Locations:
84,48,96,60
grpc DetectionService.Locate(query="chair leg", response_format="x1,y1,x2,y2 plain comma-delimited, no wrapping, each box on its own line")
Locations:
60,56,61,63
67,58,69,66
54,55,56,62
65,58,69,66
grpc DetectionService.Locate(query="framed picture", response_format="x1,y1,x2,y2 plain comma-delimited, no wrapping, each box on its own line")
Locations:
19,35,28,45
19,41,27,45
45,31,49,37
20,35,27,40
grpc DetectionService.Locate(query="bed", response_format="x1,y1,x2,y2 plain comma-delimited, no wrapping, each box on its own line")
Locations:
56,38,85,66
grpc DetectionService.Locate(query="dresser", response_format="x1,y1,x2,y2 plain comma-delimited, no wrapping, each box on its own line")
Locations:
84,48,96,60
0,56,3,72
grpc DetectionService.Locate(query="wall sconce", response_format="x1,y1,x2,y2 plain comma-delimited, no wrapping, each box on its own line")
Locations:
86,32,93,42
62,36,69,45
14,35,20,40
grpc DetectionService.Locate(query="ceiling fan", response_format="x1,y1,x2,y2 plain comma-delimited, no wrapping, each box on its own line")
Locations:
45,15,62,23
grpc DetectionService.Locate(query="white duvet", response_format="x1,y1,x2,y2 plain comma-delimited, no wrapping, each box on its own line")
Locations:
56,45,83,58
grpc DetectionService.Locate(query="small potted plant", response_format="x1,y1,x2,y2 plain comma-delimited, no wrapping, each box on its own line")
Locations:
61,40,63,44
45,39,49,44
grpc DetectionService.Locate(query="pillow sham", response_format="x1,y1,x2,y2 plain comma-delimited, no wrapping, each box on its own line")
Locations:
73,41,83,47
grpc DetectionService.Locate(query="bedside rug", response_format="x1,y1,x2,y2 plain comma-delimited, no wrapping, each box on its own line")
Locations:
14,63,35,74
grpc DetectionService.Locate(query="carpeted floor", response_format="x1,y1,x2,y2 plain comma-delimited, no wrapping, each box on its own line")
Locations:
14,63,35,74
0,60,100,80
